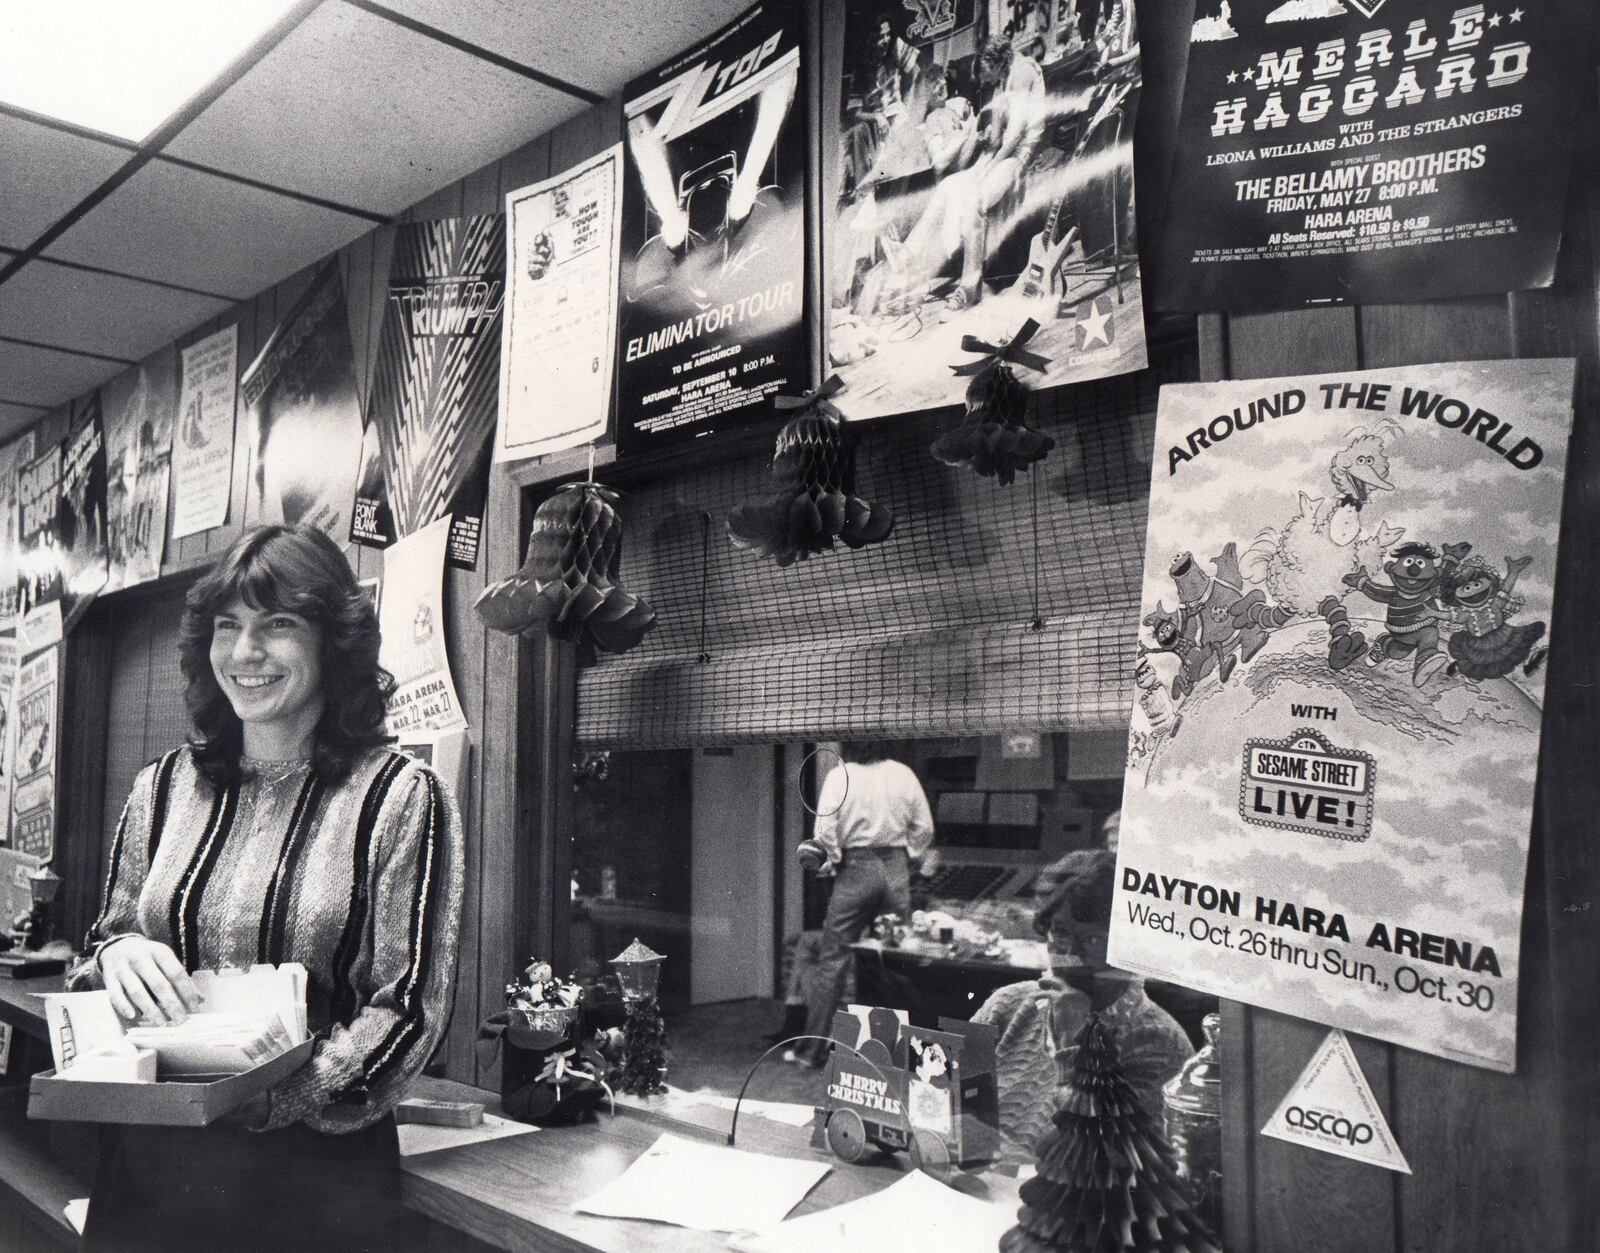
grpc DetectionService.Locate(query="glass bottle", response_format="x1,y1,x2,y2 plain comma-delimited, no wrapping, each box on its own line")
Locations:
1163,1011,1223,1236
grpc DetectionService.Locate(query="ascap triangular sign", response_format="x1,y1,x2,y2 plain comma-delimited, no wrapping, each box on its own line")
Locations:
1261,1030,1411,1174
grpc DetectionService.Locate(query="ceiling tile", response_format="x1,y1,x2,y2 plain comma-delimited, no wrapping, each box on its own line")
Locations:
0,258,232,362
42,159,372,300
0,338,122,409
0,113,131,250
163,2,587,216
380,0,761,96
0,402,47,439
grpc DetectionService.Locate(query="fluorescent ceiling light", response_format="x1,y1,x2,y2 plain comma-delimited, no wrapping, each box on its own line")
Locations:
0,0,299,143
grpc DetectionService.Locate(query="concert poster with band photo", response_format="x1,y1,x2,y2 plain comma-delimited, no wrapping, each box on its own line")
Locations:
1109,360,1574,1073
1156,0,1592,313
828,0,1148,421
614,2,808,456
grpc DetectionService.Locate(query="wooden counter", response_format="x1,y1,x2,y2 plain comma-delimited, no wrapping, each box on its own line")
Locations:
401,1078,1022,1253
0,975,56,1044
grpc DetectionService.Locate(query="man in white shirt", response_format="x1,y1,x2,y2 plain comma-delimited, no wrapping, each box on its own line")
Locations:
797,744,935,1063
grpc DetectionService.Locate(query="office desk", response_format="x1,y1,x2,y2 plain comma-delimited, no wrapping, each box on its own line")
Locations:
849,938,1046,1025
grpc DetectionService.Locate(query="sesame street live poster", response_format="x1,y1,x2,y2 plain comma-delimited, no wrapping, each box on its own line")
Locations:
1109,359,1574,1073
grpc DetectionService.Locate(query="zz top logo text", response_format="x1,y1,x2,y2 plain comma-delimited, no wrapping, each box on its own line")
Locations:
1286,1105,1375,1145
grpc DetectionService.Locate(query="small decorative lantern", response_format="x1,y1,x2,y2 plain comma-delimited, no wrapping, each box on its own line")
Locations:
609,938,665,1006
610,939,669,1096
19,865,62,950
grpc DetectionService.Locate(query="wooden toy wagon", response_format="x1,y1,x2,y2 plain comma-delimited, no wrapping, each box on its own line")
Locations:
815,1006,998,1179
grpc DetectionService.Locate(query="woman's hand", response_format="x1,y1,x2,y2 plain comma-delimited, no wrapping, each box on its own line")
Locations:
97,937,204,1024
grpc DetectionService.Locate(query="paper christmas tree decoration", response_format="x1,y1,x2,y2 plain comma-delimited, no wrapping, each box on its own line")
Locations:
932,319,1055,485
727,376,894,567
1001,1012,1221,1253
475,482,656,655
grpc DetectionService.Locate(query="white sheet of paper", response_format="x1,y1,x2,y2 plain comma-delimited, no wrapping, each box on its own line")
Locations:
397,1111,538,1157
727,1170,1017,1253
574,1132,828,1234
64,1198,89,1235
497,145,623,463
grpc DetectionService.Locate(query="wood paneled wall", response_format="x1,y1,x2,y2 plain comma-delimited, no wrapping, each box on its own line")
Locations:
1207,141,1600,1253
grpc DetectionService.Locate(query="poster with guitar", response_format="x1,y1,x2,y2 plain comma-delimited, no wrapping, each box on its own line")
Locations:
828,0,1149,420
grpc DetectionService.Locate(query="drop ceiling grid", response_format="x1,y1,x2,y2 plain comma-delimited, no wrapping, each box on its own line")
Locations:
41,158,376,300
0,258,232,362
0,338,124,408
162,0,590,216
381,0,765,96
0,113,132,250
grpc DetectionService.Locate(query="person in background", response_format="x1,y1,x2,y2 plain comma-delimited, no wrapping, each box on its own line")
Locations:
972,847,1191,1162
794,742,935,1065
70,524,464,1252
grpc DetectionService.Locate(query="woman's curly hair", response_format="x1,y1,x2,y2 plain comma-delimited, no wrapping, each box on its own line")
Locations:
178,525,394,787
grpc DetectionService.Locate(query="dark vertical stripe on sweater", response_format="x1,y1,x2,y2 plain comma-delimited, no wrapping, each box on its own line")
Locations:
85,802,131,949
329,754,408,1026
147,749,181,859
256,773,325,964
169,781,238,970
359,771,446,1087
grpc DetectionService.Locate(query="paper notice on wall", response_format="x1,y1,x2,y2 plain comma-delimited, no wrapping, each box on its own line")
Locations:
0,431,36,630
379,515,467,736
1261,1030,1411,1175
498,145,624,462
9,645,58,861
1110,360,1575,1073
172,326,238,540
0,635,17,841
101,346,177,591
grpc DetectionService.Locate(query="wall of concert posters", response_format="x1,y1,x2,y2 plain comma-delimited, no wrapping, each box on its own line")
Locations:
1109,360,1574,1073
1156,0,1592,312
352,215,504,570
827,0,1148,419
615,1,809,454
241,260,365,542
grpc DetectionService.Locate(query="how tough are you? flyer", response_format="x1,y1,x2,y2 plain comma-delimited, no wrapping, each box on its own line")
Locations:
1109,360,1574,1073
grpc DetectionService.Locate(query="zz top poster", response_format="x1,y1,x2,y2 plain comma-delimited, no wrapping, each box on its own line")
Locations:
1157,0,1592,312
615,1,808,455
1111,360,1574,1074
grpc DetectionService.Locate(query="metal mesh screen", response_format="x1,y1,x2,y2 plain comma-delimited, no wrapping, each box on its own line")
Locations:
577,362,1175,749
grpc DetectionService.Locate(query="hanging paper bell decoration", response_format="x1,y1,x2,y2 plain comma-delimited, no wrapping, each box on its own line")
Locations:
727,376,894,567
475,482,656,655
931,318,1055,486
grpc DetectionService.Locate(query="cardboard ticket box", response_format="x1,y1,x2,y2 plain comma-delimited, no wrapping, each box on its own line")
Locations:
28,963,313,1127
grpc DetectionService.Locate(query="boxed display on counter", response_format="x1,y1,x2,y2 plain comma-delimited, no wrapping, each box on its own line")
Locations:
28,963,312,1126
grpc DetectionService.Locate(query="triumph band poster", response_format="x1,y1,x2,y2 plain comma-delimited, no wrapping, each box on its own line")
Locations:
1110,360,1574,1073
615,2,807,455
352,215,503,569
828,0,1147,419
242,260,364,543
1156,0,1591,313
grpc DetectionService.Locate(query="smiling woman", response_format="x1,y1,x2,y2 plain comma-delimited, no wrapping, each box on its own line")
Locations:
66,524,464,1253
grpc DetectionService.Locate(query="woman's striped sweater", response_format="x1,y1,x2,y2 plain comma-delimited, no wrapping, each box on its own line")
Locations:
67,745,464,1134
